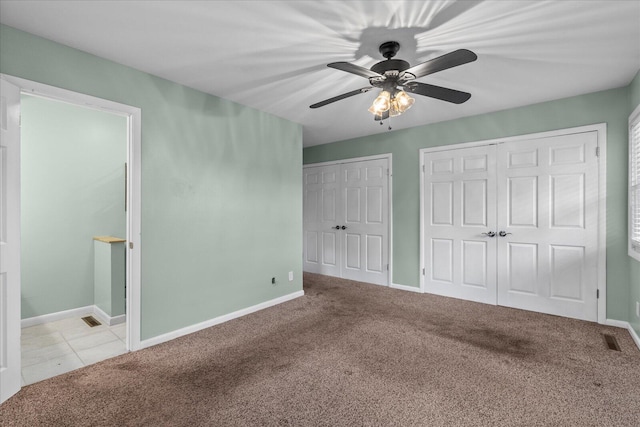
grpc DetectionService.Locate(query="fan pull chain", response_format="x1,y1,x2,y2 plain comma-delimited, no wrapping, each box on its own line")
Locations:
378,116,392,130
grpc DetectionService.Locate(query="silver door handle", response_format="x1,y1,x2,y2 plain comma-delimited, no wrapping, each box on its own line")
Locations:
481,231,496,237
498,231,512,237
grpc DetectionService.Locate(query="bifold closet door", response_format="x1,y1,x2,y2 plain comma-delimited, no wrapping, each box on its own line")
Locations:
496,132,599,321
422,145,498,304
303,159,389,286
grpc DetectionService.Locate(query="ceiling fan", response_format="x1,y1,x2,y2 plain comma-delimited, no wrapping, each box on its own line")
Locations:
310,41,477,121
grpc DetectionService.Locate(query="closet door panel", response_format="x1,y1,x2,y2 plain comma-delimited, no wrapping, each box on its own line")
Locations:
423,146,497,304
341,159,389,285
496,132,599,321
303,165,341,277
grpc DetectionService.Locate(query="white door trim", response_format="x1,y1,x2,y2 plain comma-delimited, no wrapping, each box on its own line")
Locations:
1,77,21,404
304,153,393,287
0,74,143,350
420,123,607,324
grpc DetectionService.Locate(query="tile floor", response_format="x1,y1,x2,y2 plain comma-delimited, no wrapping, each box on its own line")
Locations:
21,317,127,385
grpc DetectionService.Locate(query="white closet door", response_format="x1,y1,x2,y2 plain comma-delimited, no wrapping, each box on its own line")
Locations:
0,78,21,404
341,159,389,285
423,145,498,304
496,132,599,321
303,157,390,286
303,165,341,277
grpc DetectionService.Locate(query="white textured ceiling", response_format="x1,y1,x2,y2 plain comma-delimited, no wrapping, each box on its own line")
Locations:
1,1,639,147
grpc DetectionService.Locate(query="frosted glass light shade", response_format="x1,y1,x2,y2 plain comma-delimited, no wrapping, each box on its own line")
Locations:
368,90,391,115
394,90,415,112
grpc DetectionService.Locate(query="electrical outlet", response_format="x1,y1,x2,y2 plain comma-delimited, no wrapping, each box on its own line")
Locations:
636,301,640,318
288,271,293,281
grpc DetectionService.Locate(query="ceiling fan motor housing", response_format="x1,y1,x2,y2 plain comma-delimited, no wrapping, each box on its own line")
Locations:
370,59,410,75
370,42,413,90
379,41,400,59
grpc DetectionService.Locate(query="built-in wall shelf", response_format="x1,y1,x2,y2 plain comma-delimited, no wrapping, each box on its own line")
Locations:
93,236,126,244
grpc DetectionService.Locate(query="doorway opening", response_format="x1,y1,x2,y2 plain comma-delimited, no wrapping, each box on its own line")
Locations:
1,74,141,395
20,93,128,384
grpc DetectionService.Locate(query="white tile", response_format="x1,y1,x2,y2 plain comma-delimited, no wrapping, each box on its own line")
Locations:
21,323,59,339
67,330,120,352
76,340,127,366
22,341,74,367
60,323,108,341
21,332,65,352
48,317,88,331
19,317,126,385
110,323,126,340
22,353,84,385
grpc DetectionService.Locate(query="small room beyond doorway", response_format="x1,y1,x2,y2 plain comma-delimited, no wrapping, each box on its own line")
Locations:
20,94,128,385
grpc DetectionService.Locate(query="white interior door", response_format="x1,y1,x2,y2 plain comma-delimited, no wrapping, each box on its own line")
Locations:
496,132,599,321
303,157,390,286
303,165,341,277
341,159,389,285
0,78,21,404
422,145,497,303
422,129,600,321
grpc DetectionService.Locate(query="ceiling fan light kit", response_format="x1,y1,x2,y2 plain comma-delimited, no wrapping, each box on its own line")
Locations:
367,90,391,115
310,41,477,125
369,89,415,117
389,90,415,117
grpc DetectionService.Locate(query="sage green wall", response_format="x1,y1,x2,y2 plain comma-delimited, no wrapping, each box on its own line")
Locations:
304,87,631,322
1,24,303,340
628,70,640,336
630,70,640,108
21,94,126,319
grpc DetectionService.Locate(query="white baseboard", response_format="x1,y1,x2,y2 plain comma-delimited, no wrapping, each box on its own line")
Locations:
21,305,94,328
627,324,640,351
22,305,126,328
109,314,126,326
140,290,305,350
603,318,629,329
390,283,422,293
604,319,640,351
92,305,126,326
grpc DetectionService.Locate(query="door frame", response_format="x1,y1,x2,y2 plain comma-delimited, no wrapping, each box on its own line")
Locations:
1,74,143,350
303,153,393,287
419,123,607,324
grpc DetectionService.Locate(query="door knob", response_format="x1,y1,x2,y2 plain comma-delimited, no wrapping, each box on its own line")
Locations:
341,226,347,230
481,231,496,237
499,231,512,237
334,225,340,230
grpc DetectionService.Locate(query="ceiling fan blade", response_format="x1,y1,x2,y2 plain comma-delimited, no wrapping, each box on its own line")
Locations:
404,49,477,79
309,87,373,109
327,62,382,79
374,110,390,121
405,82,471,104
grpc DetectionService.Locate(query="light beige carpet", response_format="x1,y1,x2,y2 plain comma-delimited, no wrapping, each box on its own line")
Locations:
1,273,639,426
